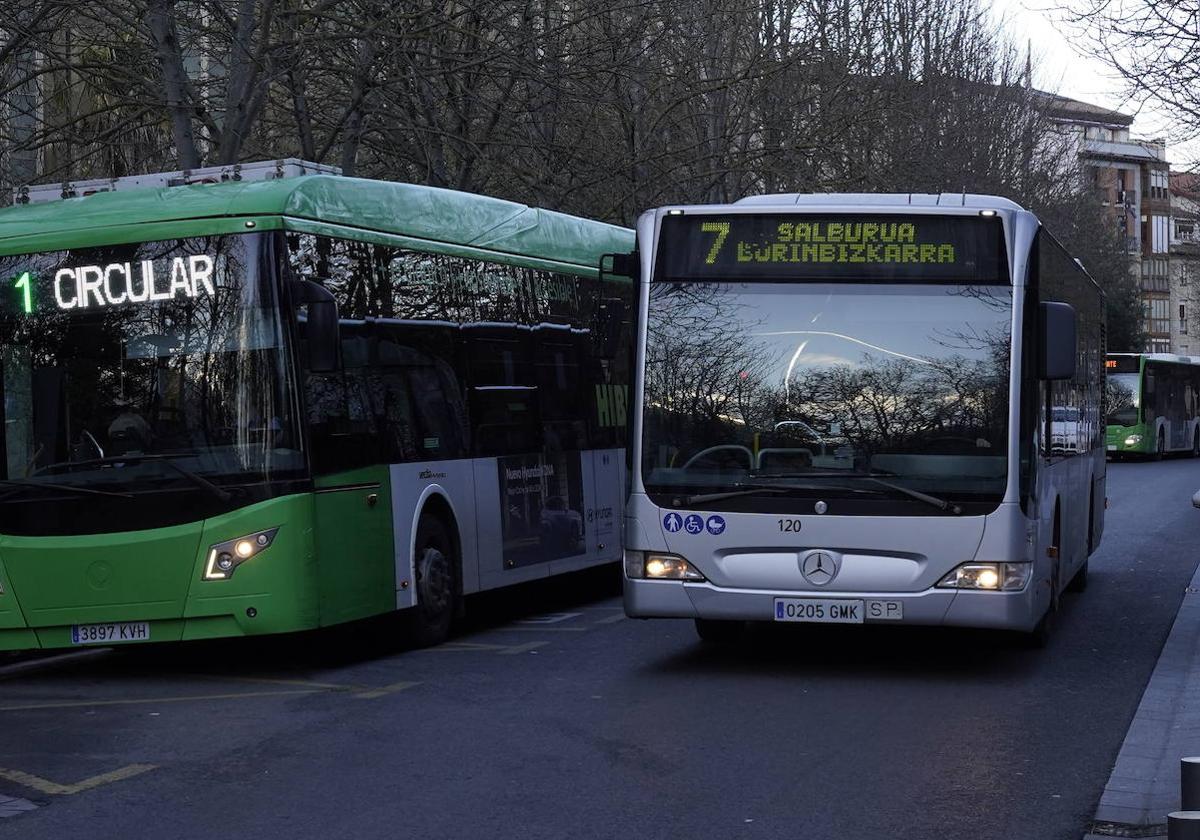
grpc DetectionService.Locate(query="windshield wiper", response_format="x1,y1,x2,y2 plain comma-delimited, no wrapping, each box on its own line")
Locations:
684,481,881,505
0,479,133,501
859,476,963,515
30,455,232,503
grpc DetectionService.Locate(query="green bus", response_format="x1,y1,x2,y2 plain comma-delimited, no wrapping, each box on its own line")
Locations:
0,161,633,651
1106,353,1200,458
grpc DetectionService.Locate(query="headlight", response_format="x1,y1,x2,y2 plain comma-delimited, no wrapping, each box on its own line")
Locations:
203,527,279,580
936,562,1031,591
1125,434,1143,446
624,550,705,581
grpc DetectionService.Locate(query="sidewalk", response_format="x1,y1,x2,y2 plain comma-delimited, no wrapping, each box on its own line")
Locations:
1084,560,1200,839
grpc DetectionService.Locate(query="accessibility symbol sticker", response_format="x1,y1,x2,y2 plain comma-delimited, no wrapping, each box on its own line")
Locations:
706,515,726,535
683,514,704,535
663,512,683,533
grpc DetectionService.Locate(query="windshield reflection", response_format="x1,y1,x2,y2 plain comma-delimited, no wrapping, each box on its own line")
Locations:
0,234,302,494
1106,373,1140,427
641,281,1012,511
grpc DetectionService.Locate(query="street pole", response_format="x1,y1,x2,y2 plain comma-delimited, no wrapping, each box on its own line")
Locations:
1183,757,1200,810
1169,811,1200,839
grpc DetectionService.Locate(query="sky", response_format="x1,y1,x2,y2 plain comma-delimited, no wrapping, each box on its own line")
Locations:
988,0,1188,157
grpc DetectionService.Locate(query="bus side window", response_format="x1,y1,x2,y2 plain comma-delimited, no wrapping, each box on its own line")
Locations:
535,336,586,452
467,335,541,456
304,333,382,475
407,364,468,460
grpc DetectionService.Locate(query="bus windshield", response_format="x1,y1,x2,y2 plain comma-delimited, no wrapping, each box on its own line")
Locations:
0,234,302,510
640,280,1012,511
1106,372,1140,426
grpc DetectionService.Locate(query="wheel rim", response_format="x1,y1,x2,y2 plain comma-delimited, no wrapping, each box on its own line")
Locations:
416,545,451,618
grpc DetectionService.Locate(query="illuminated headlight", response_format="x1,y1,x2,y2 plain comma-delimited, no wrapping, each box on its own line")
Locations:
203,528,279,581
624,550,705,581
1125,434,1143,447
936,562,1031,591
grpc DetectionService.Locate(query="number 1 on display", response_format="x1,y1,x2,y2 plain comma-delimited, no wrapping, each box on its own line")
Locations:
14,271,31,314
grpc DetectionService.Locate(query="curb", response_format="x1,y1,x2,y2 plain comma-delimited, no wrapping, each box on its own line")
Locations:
1084,562,1200,838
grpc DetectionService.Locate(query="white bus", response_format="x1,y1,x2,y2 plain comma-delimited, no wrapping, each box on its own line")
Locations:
618,194,1105,645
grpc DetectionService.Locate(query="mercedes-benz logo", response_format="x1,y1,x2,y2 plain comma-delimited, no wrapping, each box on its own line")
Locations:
814,500,828,515
801,551,839,586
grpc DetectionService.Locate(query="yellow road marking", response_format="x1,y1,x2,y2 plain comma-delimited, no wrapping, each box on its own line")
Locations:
429,641,511,652
426,640,548,654
0,763,156,795
355,681,419,700
496,642,546,656
0,689,318,712
190,673,368,692
593,613,626,625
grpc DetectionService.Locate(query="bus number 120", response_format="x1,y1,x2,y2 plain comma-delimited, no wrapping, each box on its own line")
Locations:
779,519,802,532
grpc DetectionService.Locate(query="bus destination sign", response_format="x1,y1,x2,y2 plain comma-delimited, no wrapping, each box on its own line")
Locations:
4,255,216,317
656,214,1007,283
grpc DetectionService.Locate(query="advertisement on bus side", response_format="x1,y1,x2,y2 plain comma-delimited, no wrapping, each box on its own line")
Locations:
498,451,587,568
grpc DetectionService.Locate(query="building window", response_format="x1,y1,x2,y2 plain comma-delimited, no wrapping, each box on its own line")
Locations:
1182,304,1189,334
1152,215,1170,253
1148,169,1169,200
1149,296,1171,334
1178,221,1195,242
1142,259,1170,290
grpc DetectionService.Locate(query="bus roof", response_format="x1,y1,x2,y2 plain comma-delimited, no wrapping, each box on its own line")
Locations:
0,175,633,268
1109,352,1200,366
733,193,1027,212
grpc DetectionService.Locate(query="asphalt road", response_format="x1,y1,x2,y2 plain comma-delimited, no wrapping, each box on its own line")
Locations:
1,458,1198,839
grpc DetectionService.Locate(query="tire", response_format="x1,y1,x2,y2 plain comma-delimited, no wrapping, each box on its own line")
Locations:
1192,429,1199,458
1024,510,1062,648
1067,559,1089,593
404,515,458,647
694,618,746,645
1155,430,1166,460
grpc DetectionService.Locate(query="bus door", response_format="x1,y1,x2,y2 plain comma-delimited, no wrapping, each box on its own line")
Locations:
585,374,626,563
1169,367,1188,449
304,329,397,625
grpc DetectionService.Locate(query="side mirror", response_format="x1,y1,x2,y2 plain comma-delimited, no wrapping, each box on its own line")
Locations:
293,280,340,373
1039,301,1076,380
600,252,640,283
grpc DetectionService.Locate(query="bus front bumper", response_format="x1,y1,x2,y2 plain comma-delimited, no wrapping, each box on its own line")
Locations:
624,578,1041,632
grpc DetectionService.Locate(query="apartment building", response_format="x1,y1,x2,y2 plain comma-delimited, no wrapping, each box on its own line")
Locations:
1044,93,1173,351
1169,173,1200,355
1,38,40,195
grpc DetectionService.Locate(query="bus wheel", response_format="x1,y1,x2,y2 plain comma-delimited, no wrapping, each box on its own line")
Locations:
1155,430,1166,460
1068,560,1089,593
406,515,458,647
1025,567,1059,648
1070,500,1093,593
1024,513,1062,648
1192,429,1199,457
694,618,746,645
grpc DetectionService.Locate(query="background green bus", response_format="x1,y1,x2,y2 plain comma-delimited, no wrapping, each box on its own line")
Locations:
1106,353,1200,458
0,160,633,651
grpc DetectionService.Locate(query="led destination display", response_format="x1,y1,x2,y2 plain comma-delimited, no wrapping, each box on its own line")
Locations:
656,214,1007,283
3,247,223,317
